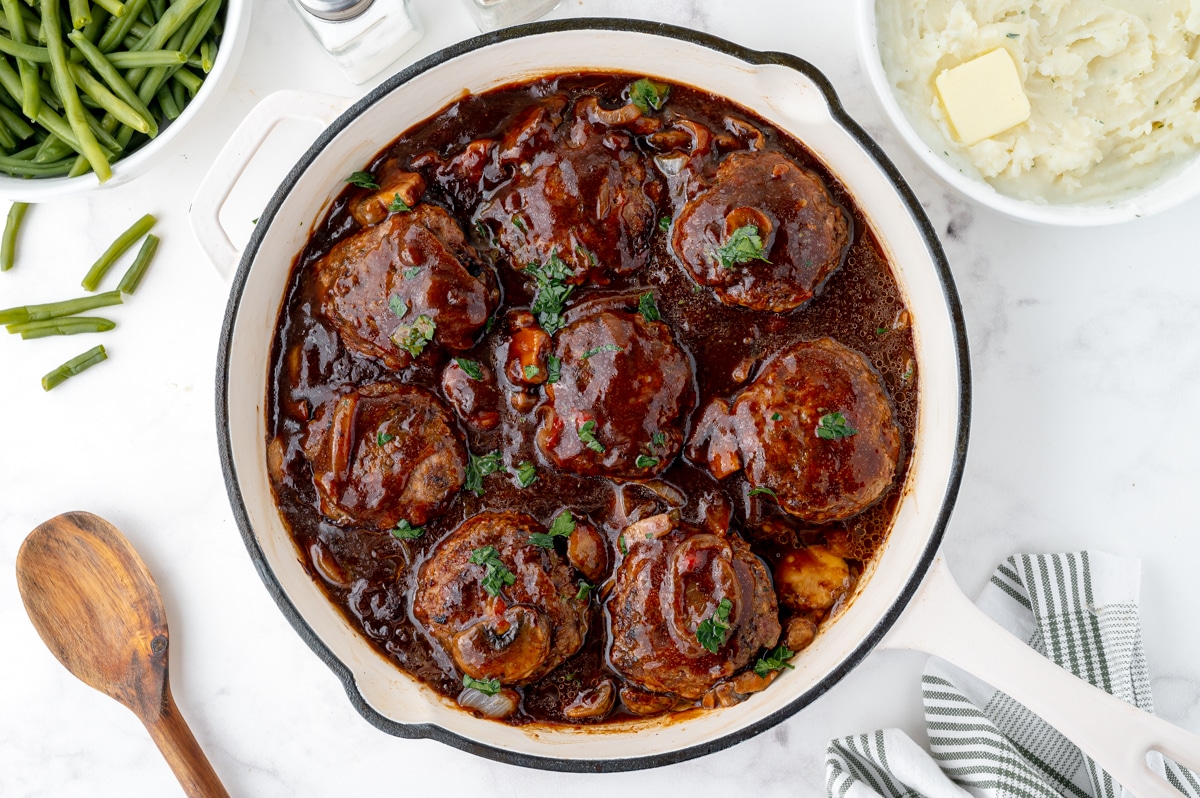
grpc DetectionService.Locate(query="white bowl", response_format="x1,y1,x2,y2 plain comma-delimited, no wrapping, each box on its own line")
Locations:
855,0,1200,226
0,0,251,202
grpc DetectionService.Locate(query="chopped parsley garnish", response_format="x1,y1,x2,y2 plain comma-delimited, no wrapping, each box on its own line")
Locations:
581,343,622,359
638,291,661,322
455,358,484,380
527,250,575,335
389,294,407,318
528,532,556,549
484,315,496,334
771,412,782,421
652,431,666,448
696,598,733,653
629,77,670,114
1006,32,1019,38
391,314,436,357
545,355,561,383
512,215,527,234
574,245,598,269
403,266,421,280
576,581,594,601
753,644,796,678
902,363,915,382
376,431,394,446
876,326,889,335
617,534,628,555
468,545,516,597
513,461,538,487
749,486,777,498
658,216,670,233
577,419,605,453
548,510,576,538
528,511,574,549
462,674,501,695
475,221,490,242
464,450,503,496
388,193,411,213
346,171,379,189
716,224,771,270
816,411,858,440
391,519,424,540
523,364,540,379
635,454,659,469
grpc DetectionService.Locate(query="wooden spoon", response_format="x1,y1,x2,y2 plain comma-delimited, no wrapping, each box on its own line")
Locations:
15,511,229,798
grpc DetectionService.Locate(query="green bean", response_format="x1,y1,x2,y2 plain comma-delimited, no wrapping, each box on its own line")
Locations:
0,97,31,137
68,0,90,30
41,344,107,390
115,230,155,293
0,289,121,324
97,0,144,51
1,0,38,118
105,47,181,67
125,0,202,87
0,151,72,174
80,5,107,42
171,64,198,94
66,151,86,175
68,61,146,132
33,131,69,160
198,36,211,72
0,115,15,148
1,200,26,270
43,0,110,180
154,81,175,118
80,212,152,290
148,0,163,20
33,71,61,110
13,315,115,337
67,29,154,136
92,0,123,19
180,0,219,55
134,15,182,105
0,31,47,61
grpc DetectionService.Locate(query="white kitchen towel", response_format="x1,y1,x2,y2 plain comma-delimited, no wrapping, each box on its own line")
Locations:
825,552,1200,798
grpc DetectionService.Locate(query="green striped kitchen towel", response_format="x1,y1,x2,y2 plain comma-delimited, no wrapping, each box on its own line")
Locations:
826,552,1200,798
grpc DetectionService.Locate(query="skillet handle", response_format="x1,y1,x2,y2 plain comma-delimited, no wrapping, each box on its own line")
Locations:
881,555,1200,797
189,90,352,282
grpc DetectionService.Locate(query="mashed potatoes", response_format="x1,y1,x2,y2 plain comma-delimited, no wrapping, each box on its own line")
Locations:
878,0,1200,203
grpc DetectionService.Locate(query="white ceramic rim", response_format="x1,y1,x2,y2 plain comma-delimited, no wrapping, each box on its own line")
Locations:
0,0,250,202
215,19,971,771
855,0,1200,226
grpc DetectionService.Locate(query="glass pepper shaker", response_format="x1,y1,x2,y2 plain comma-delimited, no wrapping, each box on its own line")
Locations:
290,0,424,85
459,0,562,32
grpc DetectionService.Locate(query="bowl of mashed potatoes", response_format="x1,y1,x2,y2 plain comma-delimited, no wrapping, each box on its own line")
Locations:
858,0,1200,224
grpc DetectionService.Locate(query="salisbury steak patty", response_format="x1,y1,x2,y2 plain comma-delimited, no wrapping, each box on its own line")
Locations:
302,382,466,530
413,512,589,685
536,298,693,479
672,150,849,312
607,514,781,701
314,204,497,370
690,337,902,524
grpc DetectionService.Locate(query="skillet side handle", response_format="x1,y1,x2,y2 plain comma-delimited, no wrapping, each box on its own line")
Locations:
882,555,1200,798
189,90,351,282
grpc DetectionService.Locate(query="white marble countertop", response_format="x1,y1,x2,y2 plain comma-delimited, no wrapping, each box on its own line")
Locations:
3,0,1200,795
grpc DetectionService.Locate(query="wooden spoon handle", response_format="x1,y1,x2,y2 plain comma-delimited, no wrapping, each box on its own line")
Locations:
142,685,230,798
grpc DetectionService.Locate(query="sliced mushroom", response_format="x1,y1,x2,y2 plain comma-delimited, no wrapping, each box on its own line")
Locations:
451,606,552,683
566,521,608,584
564,680,616,720
774,545,852,612
619,685,675,717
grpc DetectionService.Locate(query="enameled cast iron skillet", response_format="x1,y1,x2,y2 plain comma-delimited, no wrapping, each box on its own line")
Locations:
199,19,1200,789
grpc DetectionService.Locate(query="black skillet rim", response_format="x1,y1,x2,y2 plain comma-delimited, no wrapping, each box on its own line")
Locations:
215,16,972,774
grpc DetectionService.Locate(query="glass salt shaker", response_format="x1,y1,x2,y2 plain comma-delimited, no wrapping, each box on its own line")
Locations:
290,0,424,85
460,0,562,32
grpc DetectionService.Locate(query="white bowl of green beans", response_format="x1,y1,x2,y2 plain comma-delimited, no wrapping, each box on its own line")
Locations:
0,0,249,200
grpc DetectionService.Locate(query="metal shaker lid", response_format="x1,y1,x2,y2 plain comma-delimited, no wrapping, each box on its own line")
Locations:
295,0,375,21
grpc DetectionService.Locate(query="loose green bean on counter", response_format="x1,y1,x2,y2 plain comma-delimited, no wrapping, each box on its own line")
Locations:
0,0,224,181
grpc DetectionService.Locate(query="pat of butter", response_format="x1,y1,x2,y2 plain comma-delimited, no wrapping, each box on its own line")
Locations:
935,49,1031,145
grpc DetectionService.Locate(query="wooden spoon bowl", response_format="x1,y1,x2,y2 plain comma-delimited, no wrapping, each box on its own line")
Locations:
15,511,229,798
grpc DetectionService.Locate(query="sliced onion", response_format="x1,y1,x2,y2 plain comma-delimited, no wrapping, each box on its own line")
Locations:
457,687,519,719
654,154,688,176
